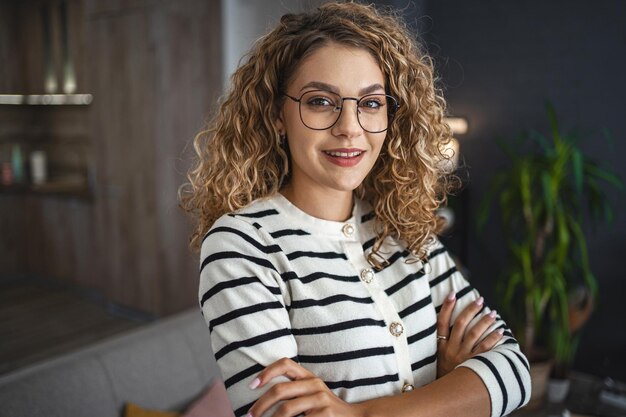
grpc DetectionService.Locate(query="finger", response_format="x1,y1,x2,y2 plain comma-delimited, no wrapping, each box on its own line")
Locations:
251,357,313,389
249,378,326,417
472,327,505,354
270,392,328,417
436,291,457,340
449,296,484,346
460,310,498,354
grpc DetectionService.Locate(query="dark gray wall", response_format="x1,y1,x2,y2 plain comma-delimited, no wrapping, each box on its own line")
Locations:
419,0,626,380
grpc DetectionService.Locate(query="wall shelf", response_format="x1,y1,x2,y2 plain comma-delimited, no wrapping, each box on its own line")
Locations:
0,94,93,106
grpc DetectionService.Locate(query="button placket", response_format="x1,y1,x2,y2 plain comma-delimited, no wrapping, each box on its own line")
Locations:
341,238,415,391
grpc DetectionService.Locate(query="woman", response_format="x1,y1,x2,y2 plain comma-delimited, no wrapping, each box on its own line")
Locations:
181,3,530,417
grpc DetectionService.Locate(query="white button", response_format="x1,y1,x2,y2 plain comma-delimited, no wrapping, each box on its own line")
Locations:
360,268,374,283
389,321,404,337
342,223,355,237
402,383,414,393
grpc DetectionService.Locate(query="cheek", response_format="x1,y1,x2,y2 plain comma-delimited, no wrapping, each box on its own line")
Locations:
283,106,302,131
372,135,387,156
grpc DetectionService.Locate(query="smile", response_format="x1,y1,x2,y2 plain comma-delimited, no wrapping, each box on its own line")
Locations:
322,149,366,167
323,150,363,158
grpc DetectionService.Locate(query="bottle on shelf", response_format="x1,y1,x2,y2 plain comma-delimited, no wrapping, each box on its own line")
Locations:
11,144,24,184
30,150,48,185
1,162,13,186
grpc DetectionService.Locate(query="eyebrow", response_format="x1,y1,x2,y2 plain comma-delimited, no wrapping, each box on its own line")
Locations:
300,81,385,96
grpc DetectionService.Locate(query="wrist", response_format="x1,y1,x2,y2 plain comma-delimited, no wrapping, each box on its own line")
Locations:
353,400,372,417
354,396,394,417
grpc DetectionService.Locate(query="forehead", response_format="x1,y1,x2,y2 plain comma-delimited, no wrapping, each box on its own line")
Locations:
288,43,385,93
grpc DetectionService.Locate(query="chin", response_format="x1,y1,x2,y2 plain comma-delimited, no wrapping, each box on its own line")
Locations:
328,178,366,193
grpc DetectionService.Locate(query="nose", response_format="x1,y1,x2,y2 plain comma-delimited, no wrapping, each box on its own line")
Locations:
331,99,363,138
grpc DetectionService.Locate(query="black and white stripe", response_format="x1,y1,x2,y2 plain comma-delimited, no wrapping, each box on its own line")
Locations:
199,195,530,417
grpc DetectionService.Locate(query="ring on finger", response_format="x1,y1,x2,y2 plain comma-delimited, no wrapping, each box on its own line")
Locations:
436,334,448,341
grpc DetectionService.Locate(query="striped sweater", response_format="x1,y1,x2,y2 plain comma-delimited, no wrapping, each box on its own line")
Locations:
199,194,531,417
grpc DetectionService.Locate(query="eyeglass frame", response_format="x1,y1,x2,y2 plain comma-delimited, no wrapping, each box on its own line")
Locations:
283,89,400,134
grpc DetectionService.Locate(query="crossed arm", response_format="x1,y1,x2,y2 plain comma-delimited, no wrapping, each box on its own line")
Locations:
247,293,506,417
201,220,530,417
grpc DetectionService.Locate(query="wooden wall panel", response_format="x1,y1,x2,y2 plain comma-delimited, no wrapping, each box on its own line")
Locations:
87,0,222,314
24,197,97,287
149,1,223,314
0,2,22,93
89,9,158,313
0,197,27,278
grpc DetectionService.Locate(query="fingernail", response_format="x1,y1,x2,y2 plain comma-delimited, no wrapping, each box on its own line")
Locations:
246,413,254,417
249,378,260,390
497,328,504,335
475,297,484,306
489,310,497,318
447,291,456,301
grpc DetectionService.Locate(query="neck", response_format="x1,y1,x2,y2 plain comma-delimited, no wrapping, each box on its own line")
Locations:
280,183,354,222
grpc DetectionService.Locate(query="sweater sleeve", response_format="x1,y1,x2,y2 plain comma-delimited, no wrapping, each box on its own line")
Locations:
198,215,296,417
427,240,531,417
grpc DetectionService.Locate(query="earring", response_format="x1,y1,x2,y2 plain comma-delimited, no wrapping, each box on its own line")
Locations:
279,133,286,144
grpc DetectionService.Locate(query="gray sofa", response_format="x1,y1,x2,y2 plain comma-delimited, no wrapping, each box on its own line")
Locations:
0,309,222,417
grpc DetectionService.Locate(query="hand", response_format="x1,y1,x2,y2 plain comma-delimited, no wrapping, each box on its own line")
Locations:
247,357,364,417
436,293,504,378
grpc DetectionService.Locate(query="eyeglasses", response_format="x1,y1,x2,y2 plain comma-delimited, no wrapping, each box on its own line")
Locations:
284,90,399,133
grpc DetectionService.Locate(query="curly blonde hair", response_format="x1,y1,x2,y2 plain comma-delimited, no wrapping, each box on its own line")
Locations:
180,2,456,267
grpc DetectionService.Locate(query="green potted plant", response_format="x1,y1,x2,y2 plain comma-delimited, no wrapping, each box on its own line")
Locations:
477,102,623,405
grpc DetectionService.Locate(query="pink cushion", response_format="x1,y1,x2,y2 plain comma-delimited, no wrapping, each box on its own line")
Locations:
182,379,235,417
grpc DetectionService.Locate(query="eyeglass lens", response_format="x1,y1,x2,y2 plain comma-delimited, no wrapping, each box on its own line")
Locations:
297,90,397,133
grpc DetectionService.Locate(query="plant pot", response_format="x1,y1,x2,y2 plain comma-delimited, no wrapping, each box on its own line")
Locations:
527,360,553,410
547,378,571,403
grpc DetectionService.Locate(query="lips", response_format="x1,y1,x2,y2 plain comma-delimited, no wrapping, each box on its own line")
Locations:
323,150,363,158
322,148,366,167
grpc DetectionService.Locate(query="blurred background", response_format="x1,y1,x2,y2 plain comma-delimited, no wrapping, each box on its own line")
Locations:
0,0,624,389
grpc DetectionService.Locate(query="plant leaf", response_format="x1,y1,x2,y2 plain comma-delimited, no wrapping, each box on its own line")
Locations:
541,171,555,220
477,173,507,231
572,148,583,198
520,161,534,231
586,163,625,191
529,129,551,154
545,101,561,147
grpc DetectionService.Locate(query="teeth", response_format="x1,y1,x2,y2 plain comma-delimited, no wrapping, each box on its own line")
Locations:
325,151,362,158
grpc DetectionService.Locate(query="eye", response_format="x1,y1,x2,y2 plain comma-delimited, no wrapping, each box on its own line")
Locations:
301,90,340,111
359,96,386,111
307,96,335,107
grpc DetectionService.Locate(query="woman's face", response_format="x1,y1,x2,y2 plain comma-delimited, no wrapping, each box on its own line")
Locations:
278,43,388,198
